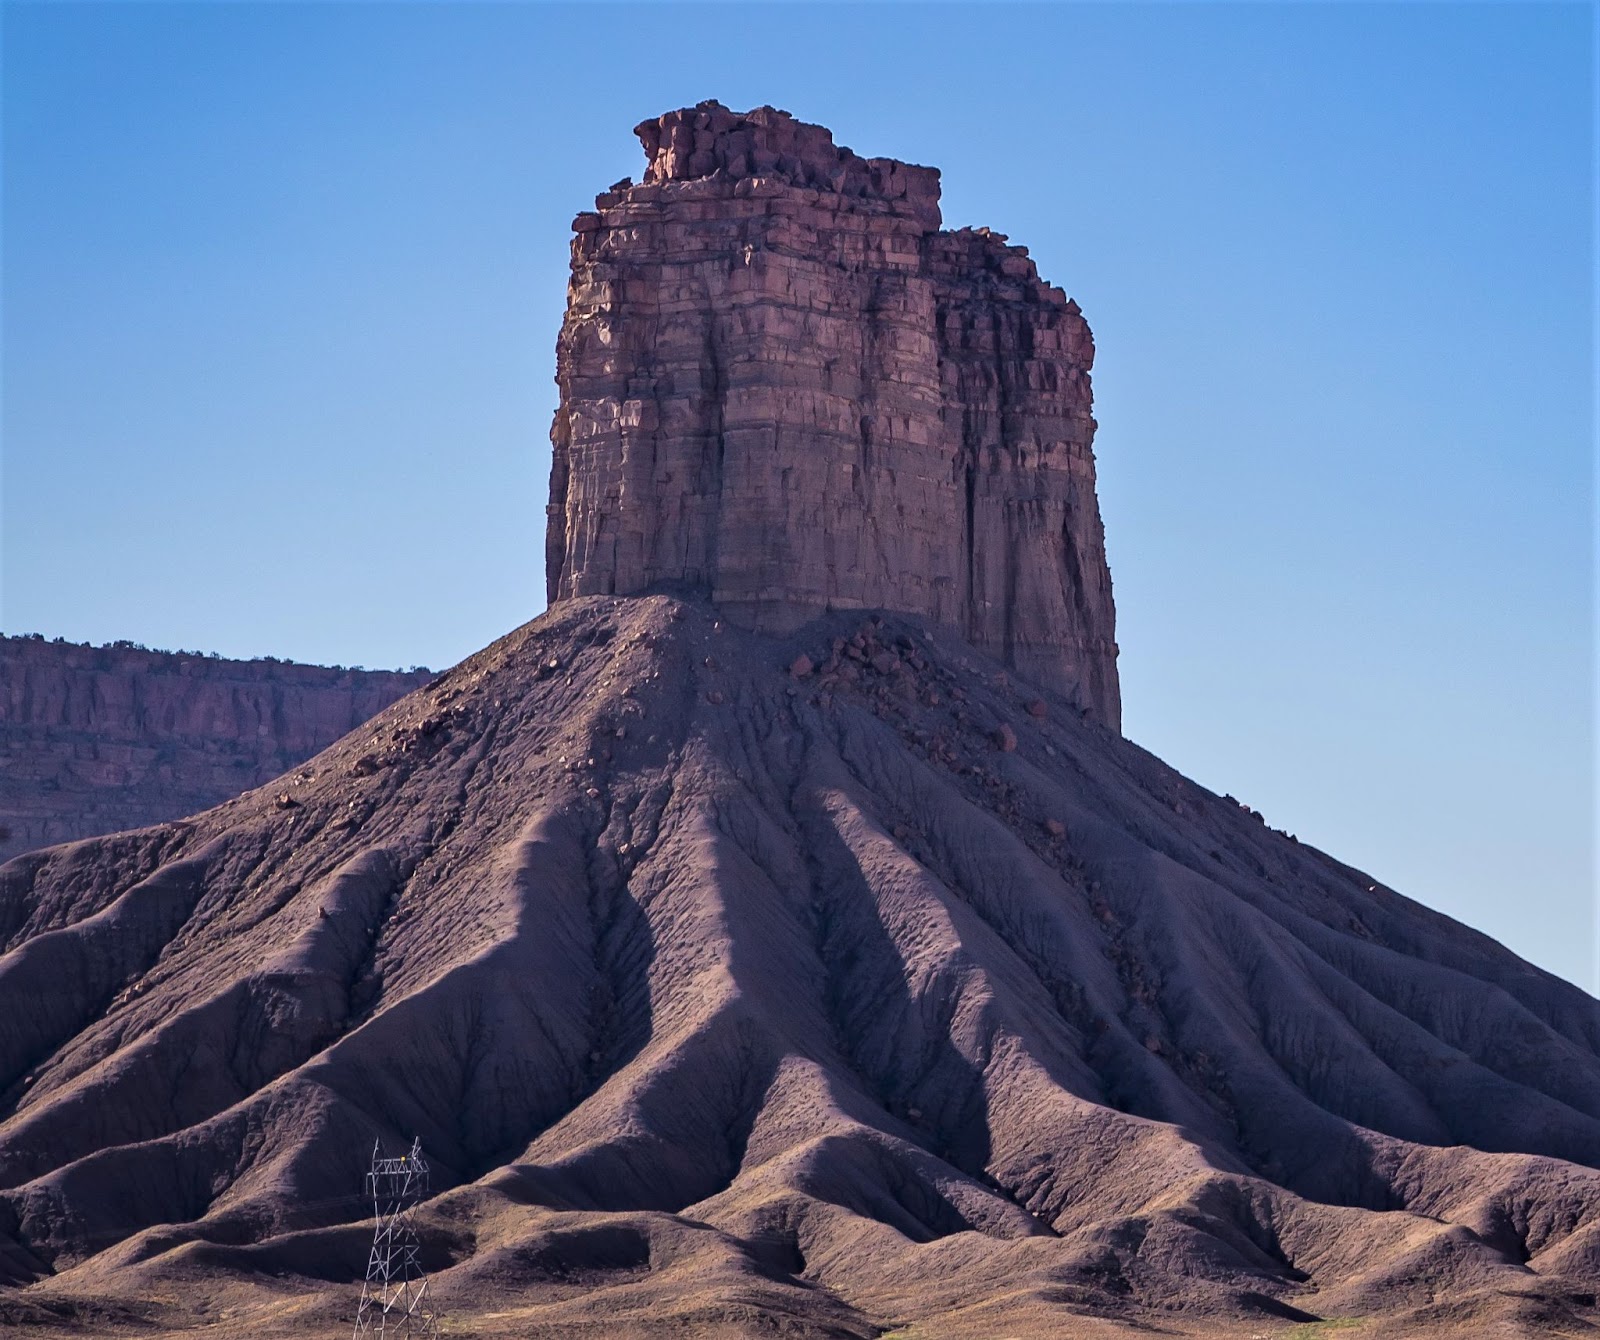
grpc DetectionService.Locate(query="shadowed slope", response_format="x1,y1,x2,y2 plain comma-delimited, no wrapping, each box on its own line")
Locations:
1,595,1597,1338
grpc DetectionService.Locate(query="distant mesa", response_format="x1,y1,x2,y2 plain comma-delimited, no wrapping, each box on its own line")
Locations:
547,101,1121,730
0,635,428,864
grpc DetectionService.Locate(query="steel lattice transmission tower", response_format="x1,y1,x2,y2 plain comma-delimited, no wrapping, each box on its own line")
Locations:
353,1137,439,1339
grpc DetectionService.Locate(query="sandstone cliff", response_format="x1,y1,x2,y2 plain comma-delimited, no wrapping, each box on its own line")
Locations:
547,102,1120,728
0,636,429,863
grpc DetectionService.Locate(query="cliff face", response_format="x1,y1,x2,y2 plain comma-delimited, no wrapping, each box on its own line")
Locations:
0,637,429,863
547,102,1120,728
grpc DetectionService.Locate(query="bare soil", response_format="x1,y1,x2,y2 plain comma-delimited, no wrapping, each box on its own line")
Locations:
1,596,1596,1338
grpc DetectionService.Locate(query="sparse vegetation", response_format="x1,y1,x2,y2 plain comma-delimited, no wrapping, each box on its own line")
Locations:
4,630,426,673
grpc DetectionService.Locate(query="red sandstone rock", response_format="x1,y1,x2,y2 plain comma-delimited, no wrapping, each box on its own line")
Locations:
546,102,1120,730
0,636,427,865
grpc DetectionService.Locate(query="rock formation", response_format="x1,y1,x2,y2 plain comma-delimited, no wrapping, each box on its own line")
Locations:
1,597,1597,1339
547,102,1120,729
1,108,1598,1340
0,636,429,864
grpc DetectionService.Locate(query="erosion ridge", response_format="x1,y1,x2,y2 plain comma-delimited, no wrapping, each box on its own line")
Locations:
547,101,1120,729
0,636,429,865
0,596,1596,1339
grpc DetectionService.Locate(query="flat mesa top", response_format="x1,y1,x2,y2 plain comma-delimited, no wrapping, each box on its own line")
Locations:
625,99,943,228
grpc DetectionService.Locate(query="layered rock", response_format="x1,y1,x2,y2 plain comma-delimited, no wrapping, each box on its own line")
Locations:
547,102,1120,728
0,636,429,863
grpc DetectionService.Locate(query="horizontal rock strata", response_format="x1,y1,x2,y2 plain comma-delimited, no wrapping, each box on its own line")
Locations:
547,101,1120,729
0,636,429,862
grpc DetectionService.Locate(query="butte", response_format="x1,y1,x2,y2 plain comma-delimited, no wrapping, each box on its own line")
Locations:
1,103,1596,1340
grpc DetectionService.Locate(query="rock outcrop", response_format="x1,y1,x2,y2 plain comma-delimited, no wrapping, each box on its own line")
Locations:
547,102,1120,729
0,636,429,863
3,105,1597,1340
1,597,1597,1340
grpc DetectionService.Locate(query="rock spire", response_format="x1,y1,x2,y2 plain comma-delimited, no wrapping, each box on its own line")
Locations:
546,101,1121,729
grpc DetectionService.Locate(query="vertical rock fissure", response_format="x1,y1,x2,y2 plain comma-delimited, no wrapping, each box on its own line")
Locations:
702,314,727,597
990,304,1017,668
964,450,978,644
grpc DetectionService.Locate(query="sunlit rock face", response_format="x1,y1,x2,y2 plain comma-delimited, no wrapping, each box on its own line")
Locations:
546,102,1120,729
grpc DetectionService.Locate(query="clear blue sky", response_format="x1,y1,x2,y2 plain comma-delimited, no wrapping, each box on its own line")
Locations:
2,3,1592,989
